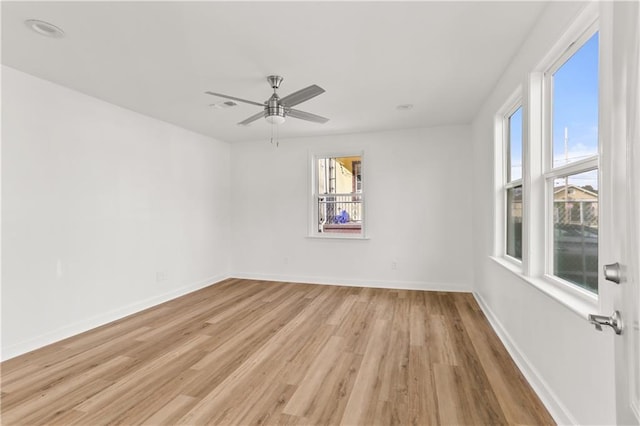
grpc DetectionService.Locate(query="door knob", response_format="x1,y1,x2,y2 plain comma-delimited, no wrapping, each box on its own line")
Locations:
603,262,622,284
588,311,623,334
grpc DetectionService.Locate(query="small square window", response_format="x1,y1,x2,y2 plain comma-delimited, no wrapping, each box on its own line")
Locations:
312,154,364,237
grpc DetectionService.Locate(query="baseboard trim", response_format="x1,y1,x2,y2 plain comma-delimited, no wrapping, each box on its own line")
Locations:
1,274,230,361
232,272,471,293
473,292,577,426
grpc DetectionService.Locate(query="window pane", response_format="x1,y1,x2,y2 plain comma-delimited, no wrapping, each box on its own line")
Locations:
506,186,523,260
509,107,523,181
552,32,599,167
317,156,362,234
553,171,598,292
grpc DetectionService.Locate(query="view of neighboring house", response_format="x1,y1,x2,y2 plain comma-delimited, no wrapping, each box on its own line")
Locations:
508,183,599,291
553,184,598,227
317,156,362,234
552,184,599,291
509,183,598,228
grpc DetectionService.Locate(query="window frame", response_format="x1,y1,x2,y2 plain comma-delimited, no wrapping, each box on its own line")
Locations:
542,21,600,298
505,101,524,263
492,3,602,317
495,89,524,266
308,151,367,240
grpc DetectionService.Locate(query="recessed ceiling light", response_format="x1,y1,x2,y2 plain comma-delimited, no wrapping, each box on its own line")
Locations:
396,104,414,110
25,19,65,38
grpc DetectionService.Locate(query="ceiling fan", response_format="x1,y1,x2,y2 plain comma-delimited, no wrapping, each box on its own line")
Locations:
206,75,329,126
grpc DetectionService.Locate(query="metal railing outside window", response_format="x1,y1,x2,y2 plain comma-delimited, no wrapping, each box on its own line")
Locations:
317,193,362,232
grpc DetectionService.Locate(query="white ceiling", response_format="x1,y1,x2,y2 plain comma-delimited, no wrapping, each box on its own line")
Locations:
2,1,547,143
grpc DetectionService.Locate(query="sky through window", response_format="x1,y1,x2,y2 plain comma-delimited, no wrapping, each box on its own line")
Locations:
552,32,599,189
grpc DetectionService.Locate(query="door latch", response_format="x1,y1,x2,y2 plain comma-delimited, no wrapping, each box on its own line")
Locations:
588,311,623,335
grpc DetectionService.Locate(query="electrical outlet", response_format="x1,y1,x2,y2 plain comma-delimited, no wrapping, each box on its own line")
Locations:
391,261,397,270
156,271,168,282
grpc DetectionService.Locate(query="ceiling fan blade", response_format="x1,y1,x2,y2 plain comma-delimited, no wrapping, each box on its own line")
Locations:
238,111,265,126
279,85,325,107
205,91,264,107
286,108,329,124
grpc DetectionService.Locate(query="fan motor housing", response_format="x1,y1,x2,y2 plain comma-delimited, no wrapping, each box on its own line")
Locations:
265,105,286,124
265,94,286,123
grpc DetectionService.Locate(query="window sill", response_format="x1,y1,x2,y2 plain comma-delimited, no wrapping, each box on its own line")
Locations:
489,256,598,320
306,234,370,241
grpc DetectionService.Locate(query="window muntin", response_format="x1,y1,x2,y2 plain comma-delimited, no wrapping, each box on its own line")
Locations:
313,155,364,236
546,28,599,294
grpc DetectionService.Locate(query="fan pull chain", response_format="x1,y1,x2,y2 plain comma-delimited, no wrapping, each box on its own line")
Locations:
270,122,279,147
270,121,274,145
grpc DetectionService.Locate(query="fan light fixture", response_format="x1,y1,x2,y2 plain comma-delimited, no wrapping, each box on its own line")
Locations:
265,99,286,124
265,114,285,125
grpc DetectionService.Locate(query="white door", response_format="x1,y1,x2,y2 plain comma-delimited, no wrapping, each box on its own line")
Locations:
599,1,640,424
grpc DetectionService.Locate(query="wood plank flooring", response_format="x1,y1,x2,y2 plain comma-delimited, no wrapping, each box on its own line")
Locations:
1,279,555,425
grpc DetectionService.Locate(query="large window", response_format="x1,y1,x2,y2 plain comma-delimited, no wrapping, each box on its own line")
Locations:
311,153,364,237
494,11,601,305
545,29,599,293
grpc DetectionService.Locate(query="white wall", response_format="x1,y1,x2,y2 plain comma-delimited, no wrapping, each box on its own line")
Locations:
230,126,473,291
471,2,616,425
1,66,231,360
3,4,620,419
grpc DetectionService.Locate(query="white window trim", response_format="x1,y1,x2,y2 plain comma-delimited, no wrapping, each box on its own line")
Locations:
493,2,602,319
308,150,367,240
495,88,523,266
505,103,524,264
541,18,600,301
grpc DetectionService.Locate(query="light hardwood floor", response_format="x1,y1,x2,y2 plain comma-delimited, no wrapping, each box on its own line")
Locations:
1,279,554,425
